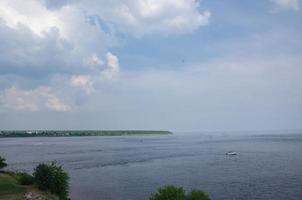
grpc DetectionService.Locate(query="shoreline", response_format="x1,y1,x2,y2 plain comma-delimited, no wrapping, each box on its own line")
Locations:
0,130,173,138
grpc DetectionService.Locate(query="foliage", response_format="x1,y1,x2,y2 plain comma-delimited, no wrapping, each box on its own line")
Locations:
186,189,210,200
0,172,59,200
0,156,7,169
149,186,186,200
16,172,35,185
34,162,69,200
149,186,210,200
0,173,26,196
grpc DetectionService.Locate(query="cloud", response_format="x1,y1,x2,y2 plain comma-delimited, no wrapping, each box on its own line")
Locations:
85,53,104,67
0,0,124,105
68,51,119,96
69,75,94,95
104,0,211,35
0,86,68,112
0,0,64,37
98,0,211,36
270,0,299,11
101,52,120,80
1,0,300,131
42,0,211,36
0,0,209,106
0,0,119,78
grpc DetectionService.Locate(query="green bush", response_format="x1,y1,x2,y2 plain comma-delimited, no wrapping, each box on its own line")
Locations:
16,172,34,185
186,189,210,200
149,186,186,200
149,186,210,200
0,156,8,169
34,162,69,200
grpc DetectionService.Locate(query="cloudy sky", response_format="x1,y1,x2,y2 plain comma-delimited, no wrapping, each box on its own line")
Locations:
0,0,301,131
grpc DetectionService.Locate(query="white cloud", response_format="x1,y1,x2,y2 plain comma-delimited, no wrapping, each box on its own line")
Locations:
0,87,68,112
0,0,67,37
85,53,104,67
0,0,207,113
0,0,124,104
45,93,69,112
101,52,120,80
70,75,94,95
69,52,119,95
0,0,210,107
270,0,299,11
81,0,211,36
0,0,119,74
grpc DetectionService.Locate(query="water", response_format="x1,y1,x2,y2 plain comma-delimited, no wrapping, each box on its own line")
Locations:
1,132,302,200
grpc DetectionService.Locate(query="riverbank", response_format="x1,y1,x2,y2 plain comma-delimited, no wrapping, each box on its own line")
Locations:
0,172,58,200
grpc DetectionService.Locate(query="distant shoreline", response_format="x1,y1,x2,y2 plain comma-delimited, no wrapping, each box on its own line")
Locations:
0,130,172,138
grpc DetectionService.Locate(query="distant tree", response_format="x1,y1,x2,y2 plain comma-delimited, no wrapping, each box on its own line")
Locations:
186,189,210,200
149,185,186,200
0,156,8,169
34,162,69,200
149,186,210,200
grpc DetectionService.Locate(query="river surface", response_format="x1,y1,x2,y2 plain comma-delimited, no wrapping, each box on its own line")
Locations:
1,131,302,200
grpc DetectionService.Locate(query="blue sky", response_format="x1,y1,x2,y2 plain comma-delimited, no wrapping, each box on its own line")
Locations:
0,0,301,131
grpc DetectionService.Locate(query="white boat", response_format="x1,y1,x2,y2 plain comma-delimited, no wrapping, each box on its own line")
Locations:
226,151,237,155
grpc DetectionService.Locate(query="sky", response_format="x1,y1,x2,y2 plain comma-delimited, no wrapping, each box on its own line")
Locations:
0,0,301,132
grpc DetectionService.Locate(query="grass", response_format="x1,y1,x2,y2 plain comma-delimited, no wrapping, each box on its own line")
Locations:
0,172,58,200
0,173,25,197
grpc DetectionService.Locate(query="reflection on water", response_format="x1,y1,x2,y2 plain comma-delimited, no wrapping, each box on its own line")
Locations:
1,132,302,200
